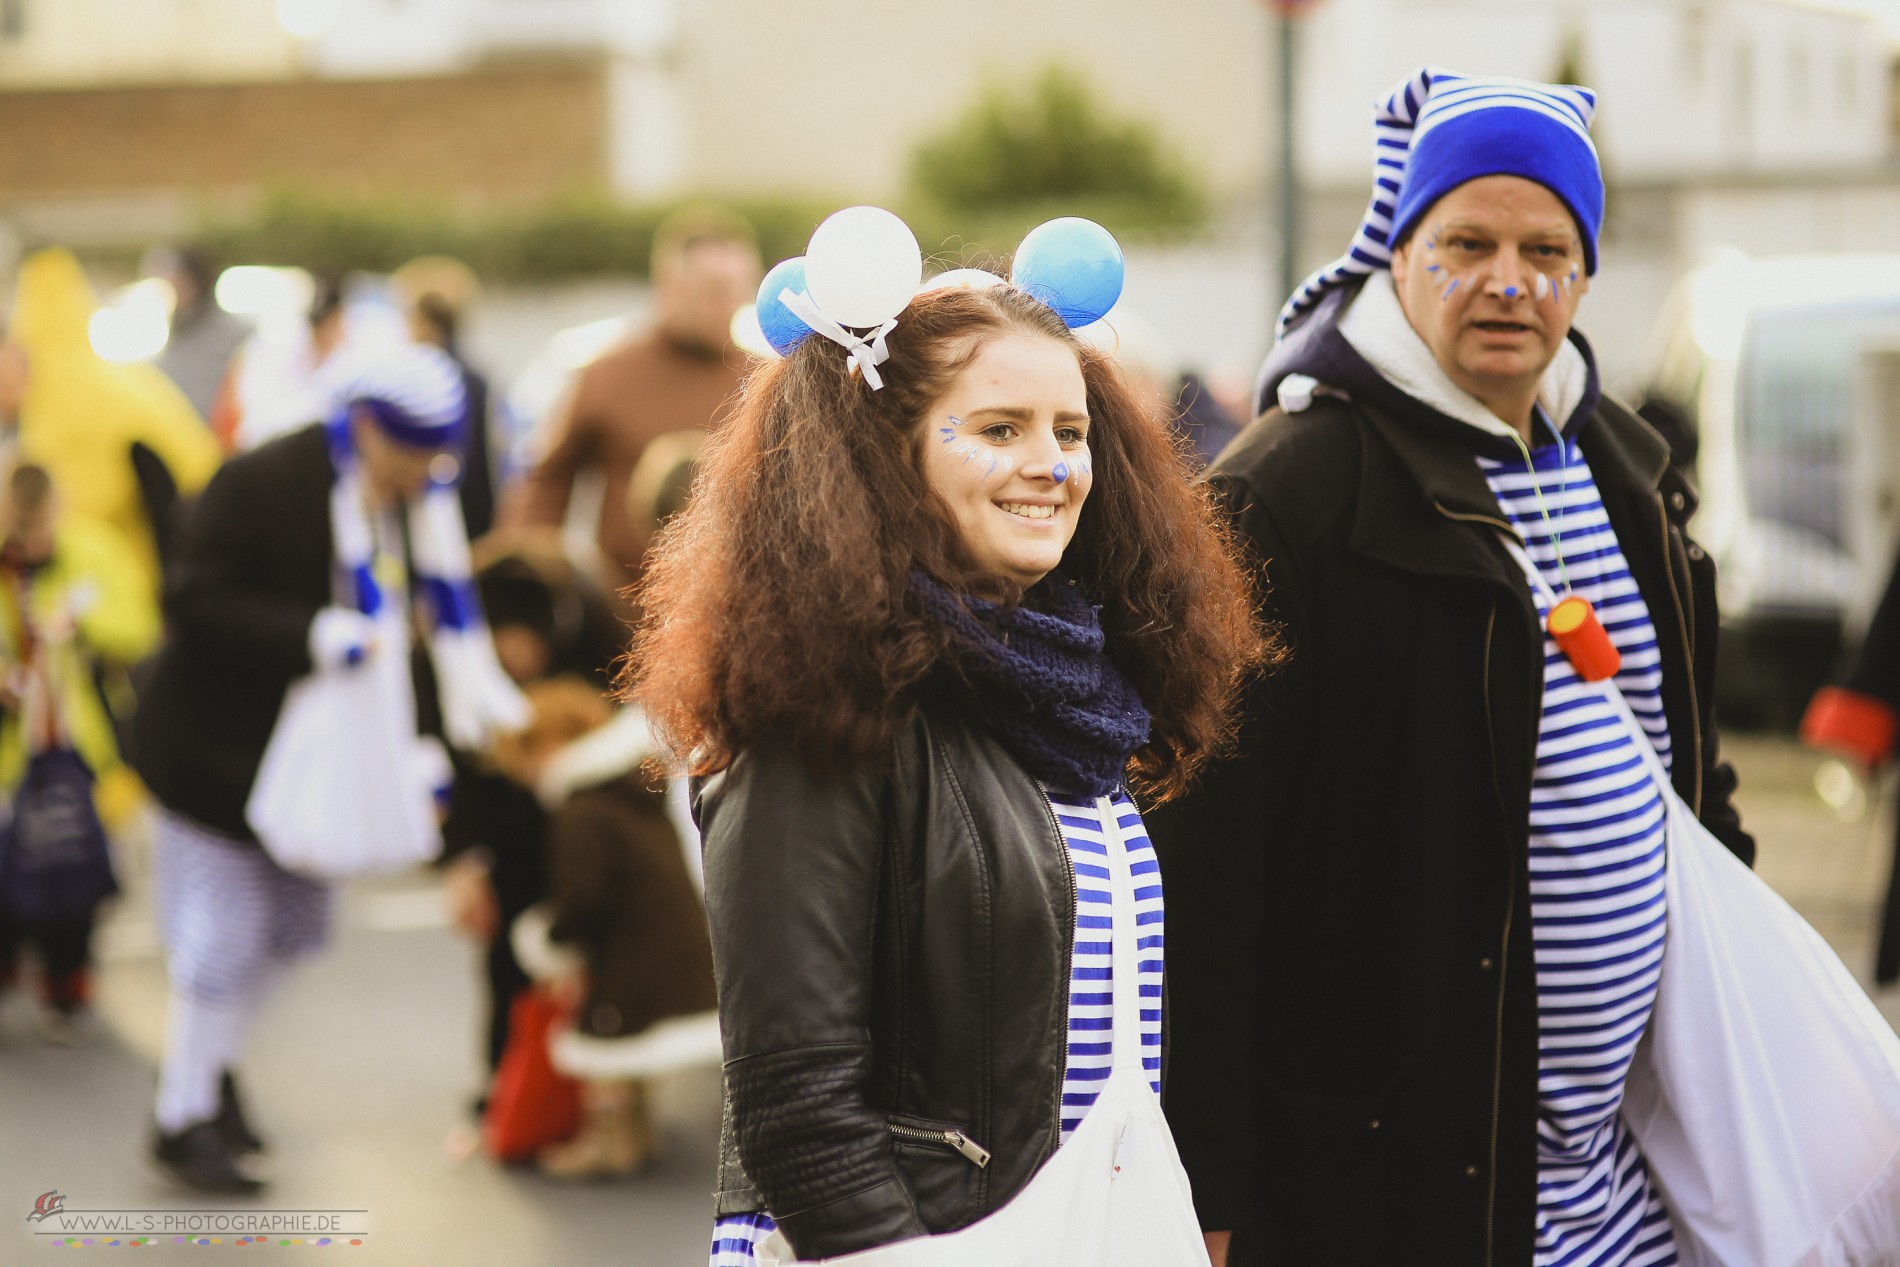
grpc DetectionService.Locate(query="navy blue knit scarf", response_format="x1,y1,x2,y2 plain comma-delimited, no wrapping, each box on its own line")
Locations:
911,572,1151,798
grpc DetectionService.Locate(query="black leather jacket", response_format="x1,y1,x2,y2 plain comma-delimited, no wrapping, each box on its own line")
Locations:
698,704,1085,1260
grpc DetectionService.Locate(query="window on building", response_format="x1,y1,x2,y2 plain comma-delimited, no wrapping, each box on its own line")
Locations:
0,0,25,40
1680,4,1708,91
1788,40,1811,110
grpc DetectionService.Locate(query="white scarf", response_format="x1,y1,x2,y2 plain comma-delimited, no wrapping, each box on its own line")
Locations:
328,428,528,751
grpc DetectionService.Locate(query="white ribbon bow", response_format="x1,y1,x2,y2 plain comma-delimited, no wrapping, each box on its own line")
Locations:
778,288,898,390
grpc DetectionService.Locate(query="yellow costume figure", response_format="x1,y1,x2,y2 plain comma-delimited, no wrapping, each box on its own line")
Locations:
9,249,222,589
0,514,161,828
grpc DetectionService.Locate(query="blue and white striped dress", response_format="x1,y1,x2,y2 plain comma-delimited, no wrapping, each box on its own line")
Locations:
1477,433,1680,1267
710,790,1164,1266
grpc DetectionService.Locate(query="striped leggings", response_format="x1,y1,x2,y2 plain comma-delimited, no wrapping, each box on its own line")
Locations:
152,809,333,1003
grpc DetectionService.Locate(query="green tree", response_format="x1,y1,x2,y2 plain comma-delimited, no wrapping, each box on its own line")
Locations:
907,65,1206,238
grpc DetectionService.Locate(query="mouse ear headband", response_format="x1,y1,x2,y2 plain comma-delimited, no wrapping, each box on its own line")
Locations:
754,209,1126,389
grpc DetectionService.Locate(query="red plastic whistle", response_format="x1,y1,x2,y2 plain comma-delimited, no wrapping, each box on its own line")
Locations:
1548,595,1620,682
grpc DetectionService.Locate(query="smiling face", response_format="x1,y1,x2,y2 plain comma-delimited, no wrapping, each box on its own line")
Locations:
919,331,1092,590
1390,175,1590,426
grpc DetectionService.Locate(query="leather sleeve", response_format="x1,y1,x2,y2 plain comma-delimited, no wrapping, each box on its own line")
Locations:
698,743,926,1259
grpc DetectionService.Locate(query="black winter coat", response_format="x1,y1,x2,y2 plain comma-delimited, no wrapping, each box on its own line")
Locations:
134,425,334,842
1147,388,1753,1267
698,704,1095,1261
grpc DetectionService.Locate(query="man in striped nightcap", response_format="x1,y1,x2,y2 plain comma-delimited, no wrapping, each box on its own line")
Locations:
1148,67,1754,1266
138,342,524,1192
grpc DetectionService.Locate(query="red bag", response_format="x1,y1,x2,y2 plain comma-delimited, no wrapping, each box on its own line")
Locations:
482,988,582,1162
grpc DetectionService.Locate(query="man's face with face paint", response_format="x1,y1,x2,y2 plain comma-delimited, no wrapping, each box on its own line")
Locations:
1390,175,1590,412
920,332,1092,590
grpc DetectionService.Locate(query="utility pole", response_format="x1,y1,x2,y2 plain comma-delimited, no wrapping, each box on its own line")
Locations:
1278,12,1299,312
1263,0,1324,320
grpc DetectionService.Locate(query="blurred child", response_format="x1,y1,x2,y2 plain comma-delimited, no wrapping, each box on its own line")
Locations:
491,676,715,1178
439,536,626,1091
0,463,160,1040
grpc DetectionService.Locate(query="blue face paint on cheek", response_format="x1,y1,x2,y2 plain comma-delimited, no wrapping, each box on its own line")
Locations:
1052,461,1069,484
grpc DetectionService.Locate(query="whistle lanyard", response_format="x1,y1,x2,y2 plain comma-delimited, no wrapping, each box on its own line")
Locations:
1504,409,1622,683
1505,406,1572,591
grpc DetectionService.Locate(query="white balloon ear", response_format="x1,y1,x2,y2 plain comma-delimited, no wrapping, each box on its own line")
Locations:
804,207,922,329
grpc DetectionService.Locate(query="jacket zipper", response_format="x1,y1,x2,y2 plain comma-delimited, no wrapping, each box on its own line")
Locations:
886,1123,992,1168
1478,598,1512,1267
1032,778,1077,1159
1439,504,1520,1267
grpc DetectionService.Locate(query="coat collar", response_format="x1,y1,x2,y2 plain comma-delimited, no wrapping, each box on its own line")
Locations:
1341,390,1680,588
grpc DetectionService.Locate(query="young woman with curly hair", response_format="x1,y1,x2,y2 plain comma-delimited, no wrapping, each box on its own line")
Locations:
624,280,1273,1266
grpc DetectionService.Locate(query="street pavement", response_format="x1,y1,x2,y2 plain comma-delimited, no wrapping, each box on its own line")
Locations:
2,734,1898,1264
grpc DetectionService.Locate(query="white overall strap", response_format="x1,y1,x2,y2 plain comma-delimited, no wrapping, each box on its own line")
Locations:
1096,795,1146,1073
1496,532,1673,791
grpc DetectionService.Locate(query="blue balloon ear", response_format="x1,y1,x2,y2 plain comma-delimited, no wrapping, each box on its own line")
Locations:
756,257,815,355
1010,218,1125,329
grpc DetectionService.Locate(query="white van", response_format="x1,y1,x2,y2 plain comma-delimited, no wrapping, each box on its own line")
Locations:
1643,252,1900,726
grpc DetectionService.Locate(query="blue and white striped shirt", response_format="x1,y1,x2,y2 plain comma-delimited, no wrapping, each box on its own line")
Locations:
709,790,1163,1266
1478,434,1680,1267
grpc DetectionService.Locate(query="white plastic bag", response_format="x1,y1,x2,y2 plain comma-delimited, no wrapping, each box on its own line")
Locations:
245,640,445,879
1618,709,1900,1267
755,795,1206,1267
1502,535,1900,1265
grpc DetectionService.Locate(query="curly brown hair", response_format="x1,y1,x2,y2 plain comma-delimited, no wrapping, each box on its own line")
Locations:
621,283,1274,801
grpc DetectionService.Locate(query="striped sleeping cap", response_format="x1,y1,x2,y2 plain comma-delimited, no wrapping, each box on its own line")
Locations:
1279,66,1602,338
328,341,469,449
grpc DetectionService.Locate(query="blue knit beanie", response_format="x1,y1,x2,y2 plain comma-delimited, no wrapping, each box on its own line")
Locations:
1280,67,1602,338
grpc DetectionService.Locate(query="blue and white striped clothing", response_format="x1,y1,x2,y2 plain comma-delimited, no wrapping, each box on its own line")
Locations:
709,790,1163,1266
152,808,334,1005
1477,436,1680,1267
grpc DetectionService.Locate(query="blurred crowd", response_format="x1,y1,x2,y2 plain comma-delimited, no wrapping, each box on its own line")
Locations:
0,209,1242,1190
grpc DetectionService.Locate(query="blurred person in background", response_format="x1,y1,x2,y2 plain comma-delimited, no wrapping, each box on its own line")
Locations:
1078,312,1238,470
7,248,221,593
1149,70,1754,1266
492,675,715,1179
392,255,497,540
214,276,350,454
0,462,159,1043
503,205,758,601
0,331,25,462
1801,544,1900,987
440,534,625,1098
148,246,251,424
131,344,488,1193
